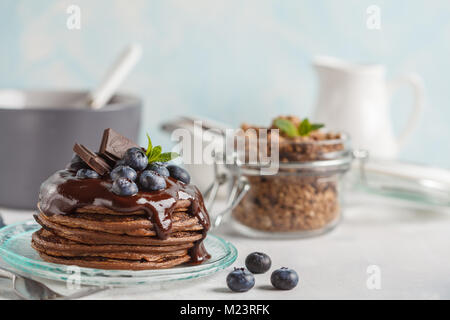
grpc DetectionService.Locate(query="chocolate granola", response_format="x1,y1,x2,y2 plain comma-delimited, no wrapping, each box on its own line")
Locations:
233,116,346,233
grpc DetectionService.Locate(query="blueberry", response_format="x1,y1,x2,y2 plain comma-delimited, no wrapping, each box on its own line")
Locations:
139,170,167,191
114,159,126,168
153,162,168,167
112,178,139,196
245,252,272,274
226,268,255,292
110,165,137,181
167,165,190,184
76,169,100,179
271,267,299,290
66,154,87,172
146,163,170,177
123,147,148,171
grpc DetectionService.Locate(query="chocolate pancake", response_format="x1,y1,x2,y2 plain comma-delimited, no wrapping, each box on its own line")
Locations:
74,200,191,215
38,210,203,236
34,214,203,246
32,240,188,261
38,200,190,217
32,229,194,254
37,170,210,242
37,252,191,270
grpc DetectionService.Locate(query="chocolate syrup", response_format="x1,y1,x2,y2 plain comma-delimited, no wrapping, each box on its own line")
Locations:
39,170,211,263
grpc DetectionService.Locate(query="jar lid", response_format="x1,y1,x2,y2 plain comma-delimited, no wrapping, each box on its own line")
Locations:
220,132,353,176
231,152,353,176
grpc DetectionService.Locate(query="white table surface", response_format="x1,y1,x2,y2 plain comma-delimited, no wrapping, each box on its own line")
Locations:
1,192,449,300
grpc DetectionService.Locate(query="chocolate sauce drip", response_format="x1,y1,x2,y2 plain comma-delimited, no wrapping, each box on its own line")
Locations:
38,170,211,263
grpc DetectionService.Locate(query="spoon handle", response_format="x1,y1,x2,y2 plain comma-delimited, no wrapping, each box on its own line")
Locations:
89,44,142,109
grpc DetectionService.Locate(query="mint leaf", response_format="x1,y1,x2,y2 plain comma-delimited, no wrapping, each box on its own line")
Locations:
273,118,299,138
310,123,324,131
148,146,162,162
146,133,153,157
157,152,180,162
298,119,311,136
299,118,324,136
145,133,181,163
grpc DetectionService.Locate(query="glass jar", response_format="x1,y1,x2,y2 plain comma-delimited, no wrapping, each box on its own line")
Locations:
207,133,353,238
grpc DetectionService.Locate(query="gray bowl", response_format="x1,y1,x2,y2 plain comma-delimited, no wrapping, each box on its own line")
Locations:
0,89,142,209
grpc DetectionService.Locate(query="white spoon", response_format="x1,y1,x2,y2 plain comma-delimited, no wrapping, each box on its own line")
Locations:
86,43,142,109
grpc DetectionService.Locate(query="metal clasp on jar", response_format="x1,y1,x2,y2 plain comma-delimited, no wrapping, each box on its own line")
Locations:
204,153,250,230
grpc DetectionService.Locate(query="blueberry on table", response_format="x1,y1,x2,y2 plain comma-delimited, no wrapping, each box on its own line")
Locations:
76,169,100,179
110,165,137,181
146,163,170,177
271,267,299,290
226,268,255,292
139,170,167,191
167,165,190,184
112,178,139,196
245,252,272,274
123,147,148,171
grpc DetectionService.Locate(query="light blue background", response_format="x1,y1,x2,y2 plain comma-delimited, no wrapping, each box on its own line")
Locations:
0,0,449,167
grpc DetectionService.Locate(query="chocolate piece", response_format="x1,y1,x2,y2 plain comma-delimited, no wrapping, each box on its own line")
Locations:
73,144,111,176
98,152,117,167
99,128,140,160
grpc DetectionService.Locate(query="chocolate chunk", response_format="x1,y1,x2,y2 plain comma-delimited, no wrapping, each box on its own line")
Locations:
98,152,117,166
73,144,111,176
99,128,140,160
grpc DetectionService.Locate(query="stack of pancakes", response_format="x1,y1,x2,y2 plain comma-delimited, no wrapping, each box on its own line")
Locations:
32,200,206,270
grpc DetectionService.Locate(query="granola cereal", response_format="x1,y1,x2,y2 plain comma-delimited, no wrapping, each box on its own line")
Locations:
232,116,347,233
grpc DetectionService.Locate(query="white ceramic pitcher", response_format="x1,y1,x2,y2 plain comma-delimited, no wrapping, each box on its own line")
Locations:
312,56,425,158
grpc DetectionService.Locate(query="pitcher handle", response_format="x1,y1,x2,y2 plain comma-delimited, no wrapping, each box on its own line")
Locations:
388,73,425,146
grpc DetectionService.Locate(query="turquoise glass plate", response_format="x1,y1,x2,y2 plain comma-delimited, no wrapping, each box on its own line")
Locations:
0,220,237,287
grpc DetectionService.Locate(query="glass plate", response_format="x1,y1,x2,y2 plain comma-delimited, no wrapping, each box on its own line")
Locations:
0,220,237,287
